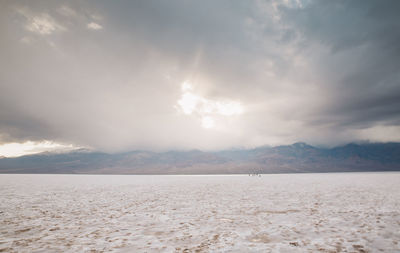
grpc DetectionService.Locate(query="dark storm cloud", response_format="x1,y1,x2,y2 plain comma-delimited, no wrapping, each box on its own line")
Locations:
0,0,399,152
278,0,400,131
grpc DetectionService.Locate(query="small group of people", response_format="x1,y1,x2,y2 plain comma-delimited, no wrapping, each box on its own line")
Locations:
248,172,262,177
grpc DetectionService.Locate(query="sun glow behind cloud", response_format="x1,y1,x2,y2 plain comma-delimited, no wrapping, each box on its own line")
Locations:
0,141,78,158
176,82,244,129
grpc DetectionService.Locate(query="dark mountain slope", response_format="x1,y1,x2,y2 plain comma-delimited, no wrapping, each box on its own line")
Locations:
0,143,399,174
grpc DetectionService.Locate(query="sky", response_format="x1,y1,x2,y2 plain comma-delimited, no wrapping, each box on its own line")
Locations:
0,0,400,156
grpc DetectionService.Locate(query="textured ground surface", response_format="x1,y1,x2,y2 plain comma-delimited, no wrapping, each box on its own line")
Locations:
1,173,400,252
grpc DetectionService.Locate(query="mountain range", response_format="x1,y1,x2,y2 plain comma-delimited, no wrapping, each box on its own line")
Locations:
0,142,399,174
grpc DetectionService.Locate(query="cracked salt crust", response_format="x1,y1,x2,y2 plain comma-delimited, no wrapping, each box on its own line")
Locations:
0,173,399,252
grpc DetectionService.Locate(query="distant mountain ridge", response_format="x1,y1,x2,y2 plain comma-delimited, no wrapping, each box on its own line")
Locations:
0,142,399,174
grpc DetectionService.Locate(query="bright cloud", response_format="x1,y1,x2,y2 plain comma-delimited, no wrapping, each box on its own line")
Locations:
176,82,244,129
177,92,201,115
87,22,103,30
25,14,64,35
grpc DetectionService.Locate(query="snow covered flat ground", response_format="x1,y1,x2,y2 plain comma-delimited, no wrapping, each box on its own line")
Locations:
0,173,400,252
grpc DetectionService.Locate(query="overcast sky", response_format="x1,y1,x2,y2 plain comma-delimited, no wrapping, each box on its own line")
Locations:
1,0,400,155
